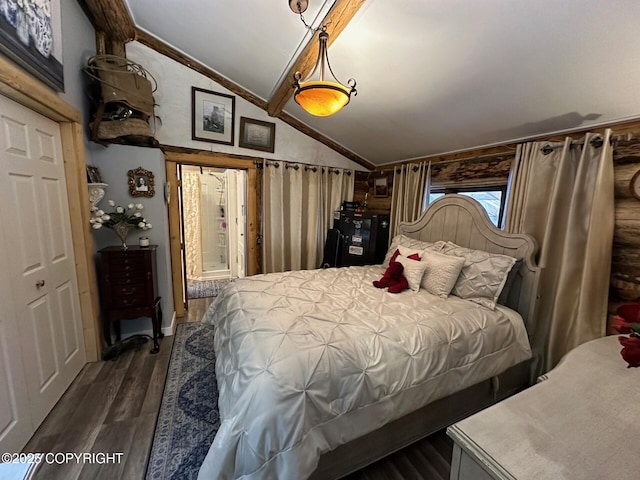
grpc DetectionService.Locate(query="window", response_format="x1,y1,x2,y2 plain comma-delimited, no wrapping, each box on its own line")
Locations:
426,185,507,228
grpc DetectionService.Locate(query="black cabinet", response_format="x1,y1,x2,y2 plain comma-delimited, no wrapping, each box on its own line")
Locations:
334,212,390,267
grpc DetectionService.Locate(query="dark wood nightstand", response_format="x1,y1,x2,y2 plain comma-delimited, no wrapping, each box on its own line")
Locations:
99,245,163,355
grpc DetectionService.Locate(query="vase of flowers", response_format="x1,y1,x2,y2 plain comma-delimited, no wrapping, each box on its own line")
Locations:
90,200,152,249
612,303,640,368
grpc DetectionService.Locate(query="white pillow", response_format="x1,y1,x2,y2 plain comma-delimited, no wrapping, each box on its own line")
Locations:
441,242,517,309
420,250,465,298
383,235,445,266
396,255,428,292
397,244,423,259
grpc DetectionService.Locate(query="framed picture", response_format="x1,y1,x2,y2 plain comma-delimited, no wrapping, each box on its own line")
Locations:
0,0,64,91
128,166,155,198
374,176,389,198
191,87,235,145
239,117,275,153
86,165,104,184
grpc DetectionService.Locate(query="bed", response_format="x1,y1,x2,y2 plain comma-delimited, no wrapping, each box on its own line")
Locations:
198,194,540,480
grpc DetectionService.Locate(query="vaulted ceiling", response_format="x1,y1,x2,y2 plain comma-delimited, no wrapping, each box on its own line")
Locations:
100,1,640,167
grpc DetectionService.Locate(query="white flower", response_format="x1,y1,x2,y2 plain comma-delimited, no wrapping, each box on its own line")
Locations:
92,223,102,229
116,206,124,214
108,200,115,207
128,203,134,209
89,218,95,224
101,214,111,221
96,209,104,216
138,222,146,228
135,204,143,210
134,212,142,218
90,206,98,212
146,223,153,229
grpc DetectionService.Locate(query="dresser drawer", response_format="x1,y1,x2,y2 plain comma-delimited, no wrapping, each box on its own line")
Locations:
109,270,148,285
109,284,146,308
106,257,145,271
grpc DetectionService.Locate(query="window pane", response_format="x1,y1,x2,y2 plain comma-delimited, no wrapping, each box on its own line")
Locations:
428,192,444,204
458,191,503,226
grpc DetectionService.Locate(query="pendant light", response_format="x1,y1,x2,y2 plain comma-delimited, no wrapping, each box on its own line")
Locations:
289,1,357,117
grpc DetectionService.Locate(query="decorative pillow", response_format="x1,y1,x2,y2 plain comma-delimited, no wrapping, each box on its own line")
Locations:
382,235,445,267
441,241,517,309
397,244,423,260
395,255,429,292
419,250,465,298
388,248,421,264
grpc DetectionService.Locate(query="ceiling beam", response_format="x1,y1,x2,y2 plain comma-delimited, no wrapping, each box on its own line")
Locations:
76,0,136,42
266,0,366,117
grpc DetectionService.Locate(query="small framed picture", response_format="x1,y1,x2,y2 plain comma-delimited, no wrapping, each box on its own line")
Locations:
374,176,389,198
86,165,104,184
128,166,155,198
192,87,235,145
239,117,275,153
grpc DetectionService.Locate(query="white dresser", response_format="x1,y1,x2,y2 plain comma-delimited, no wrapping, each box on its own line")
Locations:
447,335,640,480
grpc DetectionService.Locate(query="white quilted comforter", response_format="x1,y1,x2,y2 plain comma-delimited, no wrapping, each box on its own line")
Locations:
198,266,532,480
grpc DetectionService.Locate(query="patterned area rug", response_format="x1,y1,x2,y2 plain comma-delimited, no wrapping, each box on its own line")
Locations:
187,279,233,299
146,323,220,480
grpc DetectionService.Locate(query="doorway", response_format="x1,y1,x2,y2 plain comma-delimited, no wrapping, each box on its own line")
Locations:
165,152,259,317
182,166,247,288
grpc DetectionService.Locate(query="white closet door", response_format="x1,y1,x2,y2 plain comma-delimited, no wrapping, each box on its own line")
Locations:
0,95,85,435
0,228,32,453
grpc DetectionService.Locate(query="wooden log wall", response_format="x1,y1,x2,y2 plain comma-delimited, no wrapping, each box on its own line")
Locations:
609,139,640,330
353,155,513,213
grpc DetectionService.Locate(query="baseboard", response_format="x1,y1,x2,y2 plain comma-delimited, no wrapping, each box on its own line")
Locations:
163,311,177,336
115,311,177,340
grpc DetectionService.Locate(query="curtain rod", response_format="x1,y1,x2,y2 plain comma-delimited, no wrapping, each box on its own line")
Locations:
262,159,352,175
540,134,614,155
378,127,640,172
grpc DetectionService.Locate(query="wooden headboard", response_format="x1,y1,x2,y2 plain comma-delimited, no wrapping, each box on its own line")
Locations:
397,194,540,335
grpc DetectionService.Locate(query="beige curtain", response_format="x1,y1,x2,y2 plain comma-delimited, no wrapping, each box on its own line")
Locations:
390,161,431,237
182,170,203,279
263,162,353,273
504,129,614,374
320,167,355,232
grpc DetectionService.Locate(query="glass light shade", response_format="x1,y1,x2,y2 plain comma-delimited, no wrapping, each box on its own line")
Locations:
294,80,352,117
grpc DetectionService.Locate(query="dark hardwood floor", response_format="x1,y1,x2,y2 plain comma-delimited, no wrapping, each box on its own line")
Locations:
23,296,452,480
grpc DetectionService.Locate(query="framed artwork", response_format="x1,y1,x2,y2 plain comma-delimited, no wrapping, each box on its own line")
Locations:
239,117,275,153
374,176,389,198
86,165,104,184
191,87,235,145
0,0,64,91
128,166,155,198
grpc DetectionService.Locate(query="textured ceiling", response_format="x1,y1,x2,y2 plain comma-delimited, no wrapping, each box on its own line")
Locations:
126,0,640,166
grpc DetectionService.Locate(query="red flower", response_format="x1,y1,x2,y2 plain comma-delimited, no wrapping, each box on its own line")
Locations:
618,334,640,368
613,303,640,335
612,315,634,334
